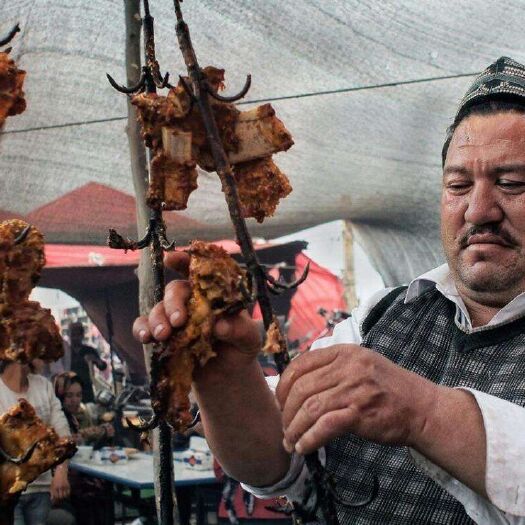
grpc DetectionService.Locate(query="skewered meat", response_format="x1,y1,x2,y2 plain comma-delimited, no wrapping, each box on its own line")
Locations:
155,241,247,430
0,51,26,128
234,157,292,223
0,399,76,503
0,220,63,363
147,128,198,210
197,103,294,171
0,301,63,363
148,153,198,210
131,90,189,150
262,318,286,355
0,220,45,305
131,66,294,219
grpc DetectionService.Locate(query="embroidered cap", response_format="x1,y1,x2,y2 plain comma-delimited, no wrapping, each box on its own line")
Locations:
458,56,525,115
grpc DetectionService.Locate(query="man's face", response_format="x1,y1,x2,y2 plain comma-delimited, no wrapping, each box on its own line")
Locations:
441,111,525,304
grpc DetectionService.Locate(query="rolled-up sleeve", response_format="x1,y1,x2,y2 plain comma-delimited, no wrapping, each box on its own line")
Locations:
410,388,525,523
468,389,525,517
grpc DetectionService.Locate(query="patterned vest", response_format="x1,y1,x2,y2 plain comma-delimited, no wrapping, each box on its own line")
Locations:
321,286,525,525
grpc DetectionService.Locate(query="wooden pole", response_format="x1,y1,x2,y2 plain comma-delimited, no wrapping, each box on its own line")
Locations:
342,220,358,309
123,1,177,522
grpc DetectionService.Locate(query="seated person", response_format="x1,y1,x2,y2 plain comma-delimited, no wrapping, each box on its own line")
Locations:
53,372,114,446
52,372,114,525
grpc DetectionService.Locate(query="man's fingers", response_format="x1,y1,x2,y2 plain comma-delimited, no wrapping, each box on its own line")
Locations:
163,280,191,327
164,251,190,276
132,316,152,343
213,310,262,354
293,408,356,455
147,301,172,341
276,345,345,409
281,368,342,428
283,385,348,449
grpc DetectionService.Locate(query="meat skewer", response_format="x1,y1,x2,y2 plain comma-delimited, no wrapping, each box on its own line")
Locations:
0,220,64,365
0,400,76,525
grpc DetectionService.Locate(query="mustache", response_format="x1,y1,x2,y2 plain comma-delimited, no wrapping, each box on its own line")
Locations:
458,224,519,249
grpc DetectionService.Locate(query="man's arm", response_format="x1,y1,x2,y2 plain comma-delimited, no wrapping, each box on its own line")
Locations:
410,386,487,497
194,345,290,486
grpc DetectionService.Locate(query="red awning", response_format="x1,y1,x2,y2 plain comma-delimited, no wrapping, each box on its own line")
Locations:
43,239,278,268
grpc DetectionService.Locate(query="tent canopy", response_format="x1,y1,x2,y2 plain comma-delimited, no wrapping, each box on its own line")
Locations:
1,1,522,284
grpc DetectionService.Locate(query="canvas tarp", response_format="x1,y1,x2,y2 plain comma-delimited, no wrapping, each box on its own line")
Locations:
1,1,523,284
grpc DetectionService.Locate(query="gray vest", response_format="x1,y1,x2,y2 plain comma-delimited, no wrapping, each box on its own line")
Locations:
321,286,525,525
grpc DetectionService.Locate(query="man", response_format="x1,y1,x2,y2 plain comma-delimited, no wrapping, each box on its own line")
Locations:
133,57,525,523
69,321,107,403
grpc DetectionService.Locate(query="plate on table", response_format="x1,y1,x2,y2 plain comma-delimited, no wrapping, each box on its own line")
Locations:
93,446,128,465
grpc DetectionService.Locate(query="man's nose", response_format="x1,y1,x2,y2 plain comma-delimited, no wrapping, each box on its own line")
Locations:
464,182,504,225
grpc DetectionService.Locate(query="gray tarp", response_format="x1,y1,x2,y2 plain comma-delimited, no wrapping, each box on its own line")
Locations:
1,1,523,285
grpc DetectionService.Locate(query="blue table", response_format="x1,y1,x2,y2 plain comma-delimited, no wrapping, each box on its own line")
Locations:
70,451,219,524
70,451,216,489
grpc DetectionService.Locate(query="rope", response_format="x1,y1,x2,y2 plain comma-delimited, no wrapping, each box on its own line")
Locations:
0,71,479,135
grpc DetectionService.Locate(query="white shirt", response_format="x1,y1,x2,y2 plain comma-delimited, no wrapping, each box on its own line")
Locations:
243,263,525,524
0,373,70,493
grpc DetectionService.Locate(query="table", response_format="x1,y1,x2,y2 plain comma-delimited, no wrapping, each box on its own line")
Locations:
70,451,217,489
70,452,219,524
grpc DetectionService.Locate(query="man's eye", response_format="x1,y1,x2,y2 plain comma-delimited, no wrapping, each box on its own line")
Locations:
498,180,525,189
446,182,470,191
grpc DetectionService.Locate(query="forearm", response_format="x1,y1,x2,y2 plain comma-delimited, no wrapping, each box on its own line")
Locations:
194,353,290,486
410,386,487,498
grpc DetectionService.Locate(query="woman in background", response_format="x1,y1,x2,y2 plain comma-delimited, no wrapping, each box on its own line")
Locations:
53,372,114,446
53,372,114,525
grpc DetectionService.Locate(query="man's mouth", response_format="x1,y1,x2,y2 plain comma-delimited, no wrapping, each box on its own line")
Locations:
466,234,512,248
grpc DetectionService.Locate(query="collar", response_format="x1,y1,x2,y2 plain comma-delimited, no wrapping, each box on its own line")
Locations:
405,263,525,331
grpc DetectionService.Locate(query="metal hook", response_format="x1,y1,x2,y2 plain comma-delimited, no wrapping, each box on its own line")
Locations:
265,262,310,291
106,69,147,94
14,225,31,245
152,70,172,89
185,410,201,430
0,23,20,47
157,226,176,251
267,283,286,296
107,228,151,251
0,440,38,465
206,74,252,103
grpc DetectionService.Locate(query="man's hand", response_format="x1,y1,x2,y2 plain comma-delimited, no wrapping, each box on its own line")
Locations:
276,344,441,455
50,464,70,504
132,251,262,373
